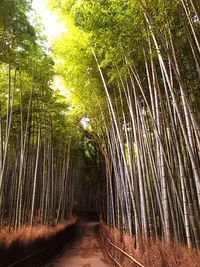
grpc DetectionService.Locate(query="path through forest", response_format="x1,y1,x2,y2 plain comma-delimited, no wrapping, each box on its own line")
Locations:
45,222,113,267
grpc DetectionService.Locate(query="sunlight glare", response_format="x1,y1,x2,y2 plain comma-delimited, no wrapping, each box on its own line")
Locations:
32,0,66,43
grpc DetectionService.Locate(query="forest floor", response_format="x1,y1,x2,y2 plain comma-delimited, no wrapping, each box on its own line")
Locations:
45,222,113,267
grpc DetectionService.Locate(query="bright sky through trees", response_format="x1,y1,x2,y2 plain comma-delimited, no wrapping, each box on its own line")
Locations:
32,0,66,43
31,0,67,94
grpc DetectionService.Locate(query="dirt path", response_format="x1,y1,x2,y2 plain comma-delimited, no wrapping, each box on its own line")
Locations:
45,222,113,267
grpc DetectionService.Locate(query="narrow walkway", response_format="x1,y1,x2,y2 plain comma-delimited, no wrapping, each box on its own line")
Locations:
45,222,113,267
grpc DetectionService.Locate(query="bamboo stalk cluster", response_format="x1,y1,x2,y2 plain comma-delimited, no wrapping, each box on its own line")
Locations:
43,0,200,248
0,0,82,229
0,65,77,228
90,0,200,248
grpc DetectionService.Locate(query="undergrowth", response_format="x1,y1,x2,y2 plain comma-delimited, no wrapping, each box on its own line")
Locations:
0,217,77,267
101,221,200,267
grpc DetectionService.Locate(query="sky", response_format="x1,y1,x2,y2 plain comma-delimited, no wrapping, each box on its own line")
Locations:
31,0,67,94
31,0,66,44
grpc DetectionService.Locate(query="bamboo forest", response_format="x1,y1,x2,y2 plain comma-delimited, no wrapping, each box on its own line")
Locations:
0,0,200,266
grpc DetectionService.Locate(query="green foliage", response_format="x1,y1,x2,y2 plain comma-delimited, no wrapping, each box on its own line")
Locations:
51,15,108,137
0,0,35,63
0,0,77,156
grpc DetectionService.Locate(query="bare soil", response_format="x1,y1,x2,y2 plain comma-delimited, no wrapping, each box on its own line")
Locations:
45,222,113,267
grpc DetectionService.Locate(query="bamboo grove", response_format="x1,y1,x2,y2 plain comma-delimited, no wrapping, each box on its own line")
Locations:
49,0,200,248
0,0,80,229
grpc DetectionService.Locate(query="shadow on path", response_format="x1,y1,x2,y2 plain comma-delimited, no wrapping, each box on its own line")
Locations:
45,222,113,267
